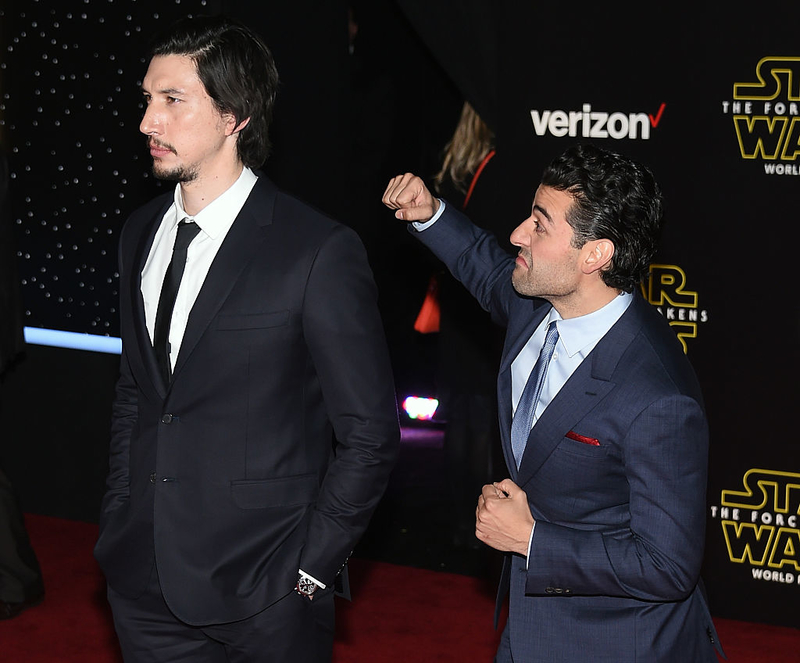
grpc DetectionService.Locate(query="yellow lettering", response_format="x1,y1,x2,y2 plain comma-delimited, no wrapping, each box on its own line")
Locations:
768,528,800,571
733,116,789,159
722,469,800,513
780,117,800,160
645,265,698,307
722,521,774,565
734,57,800,101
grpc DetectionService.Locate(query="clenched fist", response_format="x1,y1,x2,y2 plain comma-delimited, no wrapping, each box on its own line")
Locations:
382,173,439,222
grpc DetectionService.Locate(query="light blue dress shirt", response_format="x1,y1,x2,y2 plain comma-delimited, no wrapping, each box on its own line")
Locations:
511,292,633,428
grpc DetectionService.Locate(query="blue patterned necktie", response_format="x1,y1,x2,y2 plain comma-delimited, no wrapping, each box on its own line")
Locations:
153,219,200,386
511,321,560,468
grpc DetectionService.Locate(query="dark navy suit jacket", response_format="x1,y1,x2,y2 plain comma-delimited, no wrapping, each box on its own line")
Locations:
94,175,400,626
415,204,721,662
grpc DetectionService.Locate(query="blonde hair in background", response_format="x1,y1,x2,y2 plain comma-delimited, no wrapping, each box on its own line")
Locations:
434,101,495,195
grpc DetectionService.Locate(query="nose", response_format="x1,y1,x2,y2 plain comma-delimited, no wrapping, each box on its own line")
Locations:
140,104,160,136
510,216,534,248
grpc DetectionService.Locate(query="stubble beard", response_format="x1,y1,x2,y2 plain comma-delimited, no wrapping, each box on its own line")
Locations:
511,263,571,301
152,161,199,183
511,255,541,298
511,268,537,298
148,138,198,183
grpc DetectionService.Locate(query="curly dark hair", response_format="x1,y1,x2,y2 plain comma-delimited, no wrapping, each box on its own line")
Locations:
541,143,664,292
149,14,280,169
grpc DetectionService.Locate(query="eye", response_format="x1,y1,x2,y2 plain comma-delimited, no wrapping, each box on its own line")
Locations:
166,96,181,104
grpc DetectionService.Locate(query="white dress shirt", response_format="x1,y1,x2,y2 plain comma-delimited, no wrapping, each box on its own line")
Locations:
140,167,258,369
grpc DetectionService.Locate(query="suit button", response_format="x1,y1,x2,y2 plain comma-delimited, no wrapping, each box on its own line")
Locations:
161,414,173,424
564,588,572,595
545,587,554,594
150,472,156,484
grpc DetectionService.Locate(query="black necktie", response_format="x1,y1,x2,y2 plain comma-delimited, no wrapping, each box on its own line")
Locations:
153,220,200,386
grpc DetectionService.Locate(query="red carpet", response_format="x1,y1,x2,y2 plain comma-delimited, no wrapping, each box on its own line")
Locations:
1,514,798,662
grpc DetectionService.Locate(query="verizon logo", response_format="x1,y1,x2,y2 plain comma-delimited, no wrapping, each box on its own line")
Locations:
530,103,665,140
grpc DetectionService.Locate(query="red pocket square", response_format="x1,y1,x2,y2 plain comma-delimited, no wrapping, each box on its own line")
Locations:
566,430,600,446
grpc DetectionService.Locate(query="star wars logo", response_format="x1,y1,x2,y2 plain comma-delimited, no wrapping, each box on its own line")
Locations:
721,56,800,175
641,264,708,353
710,469,800,587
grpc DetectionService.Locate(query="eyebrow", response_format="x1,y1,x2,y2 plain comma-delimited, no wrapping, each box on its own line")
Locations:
532,204,554,225
140,86,185,96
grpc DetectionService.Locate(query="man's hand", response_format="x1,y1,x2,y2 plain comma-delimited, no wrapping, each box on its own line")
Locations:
475,479,535,556
382,173,440,222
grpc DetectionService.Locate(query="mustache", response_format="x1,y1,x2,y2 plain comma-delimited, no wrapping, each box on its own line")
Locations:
147,138,176,153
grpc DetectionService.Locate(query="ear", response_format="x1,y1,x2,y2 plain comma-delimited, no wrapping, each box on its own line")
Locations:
225,115,250,137
581,239,615,275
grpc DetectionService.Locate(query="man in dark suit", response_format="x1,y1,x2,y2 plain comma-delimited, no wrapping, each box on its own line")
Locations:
383,144,722,662
93,15,399,662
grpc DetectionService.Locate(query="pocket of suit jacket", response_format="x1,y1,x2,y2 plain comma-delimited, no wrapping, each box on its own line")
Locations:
558,430,606,458
230,473,319,509
217,310,290,330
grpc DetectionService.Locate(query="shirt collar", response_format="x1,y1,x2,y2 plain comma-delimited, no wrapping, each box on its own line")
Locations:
553,291,633,358
172,167,258,239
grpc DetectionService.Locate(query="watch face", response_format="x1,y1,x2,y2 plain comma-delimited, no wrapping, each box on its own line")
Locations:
298,577,317,596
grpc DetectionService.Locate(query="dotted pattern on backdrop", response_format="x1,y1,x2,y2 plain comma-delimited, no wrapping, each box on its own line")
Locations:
1,0,213,337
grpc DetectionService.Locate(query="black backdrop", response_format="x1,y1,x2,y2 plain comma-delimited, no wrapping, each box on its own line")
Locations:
499,5,799,629
397,1,799,628
1,0,797,628
392,0,800,626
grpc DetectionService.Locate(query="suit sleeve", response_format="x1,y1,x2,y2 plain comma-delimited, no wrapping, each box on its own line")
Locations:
412,203,516,327
298,224,400,584
526,394,709,601
99,229,138,520
99,349,137,517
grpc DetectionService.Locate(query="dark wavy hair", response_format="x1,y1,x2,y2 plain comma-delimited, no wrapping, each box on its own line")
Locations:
540,143,664,293
149,14,279,169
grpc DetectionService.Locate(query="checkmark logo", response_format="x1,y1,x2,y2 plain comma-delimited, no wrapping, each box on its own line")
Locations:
649,102,666,128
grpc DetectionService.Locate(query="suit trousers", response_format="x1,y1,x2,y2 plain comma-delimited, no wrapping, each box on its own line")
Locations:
0,466,43,604
108,564,335,663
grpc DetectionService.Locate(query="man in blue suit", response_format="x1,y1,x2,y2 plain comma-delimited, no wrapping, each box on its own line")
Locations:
383,144,722,662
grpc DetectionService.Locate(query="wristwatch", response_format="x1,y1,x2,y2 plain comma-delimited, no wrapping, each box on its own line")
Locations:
295,574,319,600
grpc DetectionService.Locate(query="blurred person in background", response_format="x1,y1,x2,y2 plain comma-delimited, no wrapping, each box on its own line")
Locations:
0,148,45,620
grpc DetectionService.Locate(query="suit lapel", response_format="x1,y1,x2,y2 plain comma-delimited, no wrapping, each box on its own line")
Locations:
515,368,613,484
513,296,644,486
170,177,277,382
